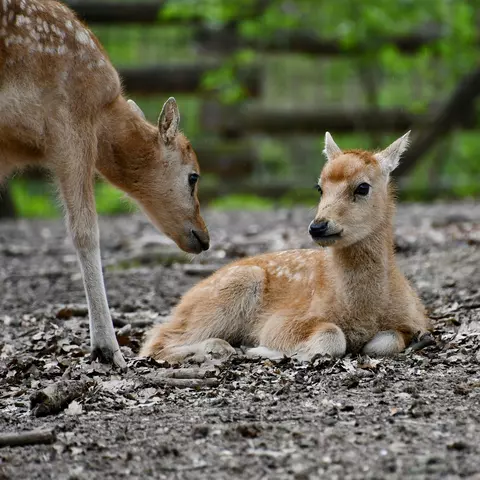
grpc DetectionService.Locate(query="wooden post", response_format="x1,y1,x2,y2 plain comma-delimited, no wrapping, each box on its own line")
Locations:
0,183,16,219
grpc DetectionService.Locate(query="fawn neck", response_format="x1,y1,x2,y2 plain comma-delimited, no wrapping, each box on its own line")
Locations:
330,195,396,311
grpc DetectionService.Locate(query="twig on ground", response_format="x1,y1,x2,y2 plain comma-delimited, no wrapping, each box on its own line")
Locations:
0,429,56,448
141,374,219,389
156,367,217,379
30,379,94,417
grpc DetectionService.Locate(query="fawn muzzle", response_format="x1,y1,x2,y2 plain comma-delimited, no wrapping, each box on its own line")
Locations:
309,219,343,245
309,220,330,238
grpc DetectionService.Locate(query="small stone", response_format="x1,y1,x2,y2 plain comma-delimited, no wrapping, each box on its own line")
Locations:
192,425,210,439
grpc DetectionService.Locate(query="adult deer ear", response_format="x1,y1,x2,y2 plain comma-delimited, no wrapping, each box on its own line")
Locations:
324,132,342,161
127,99,146,120
375,131,411,175
158,97,180,145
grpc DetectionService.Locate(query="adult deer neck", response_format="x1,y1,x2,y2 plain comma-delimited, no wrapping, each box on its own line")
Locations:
96,96,158,187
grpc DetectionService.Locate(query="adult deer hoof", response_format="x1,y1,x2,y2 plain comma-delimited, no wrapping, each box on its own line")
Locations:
91,345,127,370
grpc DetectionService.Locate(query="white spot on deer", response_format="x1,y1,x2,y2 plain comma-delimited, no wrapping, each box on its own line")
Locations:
28,44,39,53
292,273,303,282
1,16,6,28
5,34,26,46
43,21,50,33
57,44,67,55
3,0,9,11
15,14,30,27
20,0,26,9
29,29,40,41
7,9,14,22
75,29,90,45
65,20,73,31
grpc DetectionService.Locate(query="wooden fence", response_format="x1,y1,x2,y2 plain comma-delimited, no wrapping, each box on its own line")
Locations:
1,1,479,217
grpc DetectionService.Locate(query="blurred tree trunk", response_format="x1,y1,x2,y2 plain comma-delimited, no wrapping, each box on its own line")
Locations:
395,67,480,178
357,58,383,147
0,183,16,219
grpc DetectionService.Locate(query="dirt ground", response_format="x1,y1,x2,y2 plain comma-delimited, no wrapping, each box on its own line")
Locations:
1,202,479,480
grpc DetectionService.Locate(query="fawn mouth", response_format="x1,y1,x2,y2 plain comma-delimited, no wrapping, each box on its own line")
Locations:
312,231,343,245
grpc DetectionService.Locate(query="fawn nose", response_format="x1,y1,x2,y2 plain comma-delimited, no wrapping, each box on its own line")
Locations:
309,220,329,238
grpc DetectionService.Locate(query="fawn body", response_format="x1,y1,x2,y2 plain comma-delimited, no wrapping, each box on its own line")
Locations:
0,0,209,368
141,132,430,363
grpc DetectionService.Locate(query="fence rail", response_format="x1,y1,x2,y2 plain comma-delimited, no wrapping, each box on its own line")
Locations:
1,2,478,218
120,64,261,97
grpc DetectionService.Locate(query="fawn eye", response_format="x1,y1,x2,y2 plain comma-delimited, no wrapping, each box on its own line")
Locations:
354,183,370,196
314,184,322,195
188,173,199,187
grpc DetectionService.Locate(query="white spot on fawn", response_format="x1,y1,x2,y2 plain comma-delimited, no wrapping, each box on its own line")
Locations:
65,20,73,31
292,273,303,282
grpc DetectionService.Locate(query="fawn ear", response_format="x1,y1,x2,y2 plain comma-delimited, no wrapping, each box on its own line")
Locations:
324,132,342,161
127,99,146,120
158,97,180,145
375,131,410,175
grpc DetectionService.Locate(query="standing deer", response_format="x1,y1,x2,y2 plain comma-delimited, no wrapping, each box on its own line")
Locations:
0,0,210,368
141,132,430,363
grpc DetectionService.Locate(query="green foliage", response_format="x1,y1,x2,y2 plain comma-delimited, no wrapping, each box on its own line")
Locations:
210,194,275,210
11,179,59,218
10,179,134,219
95,182,137,216
158,0,480,111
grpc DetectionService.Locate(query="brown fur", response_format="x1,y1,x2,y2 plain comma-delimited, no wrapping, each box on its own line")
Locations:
0,0,209,367
141,132,430,363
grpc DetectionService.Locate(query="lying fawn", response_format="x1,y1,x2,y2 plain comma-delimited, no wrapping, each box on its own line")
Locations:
0,0,209,368
141,132,430,363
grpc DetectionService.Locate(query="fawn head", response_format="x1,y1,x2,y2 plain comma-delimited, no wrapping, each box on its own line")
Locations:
309,132,410,248
118,98,209,254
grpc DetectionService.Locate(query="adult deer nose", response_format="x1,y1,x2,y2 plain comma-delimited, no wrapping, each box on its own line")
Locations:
309,220,329,238
191,229,210,251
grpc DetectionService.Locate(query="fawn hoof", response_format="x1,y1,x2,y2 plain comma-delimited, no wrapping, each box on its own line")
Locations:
408,332,436,352
160,339,236,365
246,346,286,360
201,338,236,361
91,344,127,370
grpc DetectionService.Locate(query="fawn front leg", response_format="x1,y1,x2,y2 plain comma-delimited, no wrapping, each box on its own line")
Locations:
56,156,126,369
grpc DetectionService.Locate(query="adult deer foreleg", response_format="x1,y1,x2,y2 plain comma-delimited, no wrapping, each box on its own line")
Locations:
55,141,126,369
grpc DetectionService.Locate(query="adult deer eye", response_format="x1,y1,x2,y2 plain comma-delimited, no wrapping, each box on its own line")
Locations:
188,173,199,187
314,184,322,195
354,183,370,196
